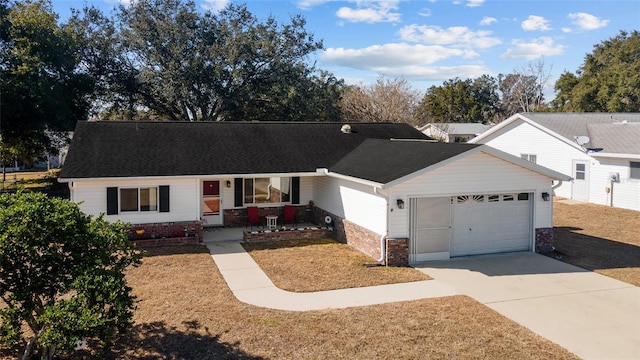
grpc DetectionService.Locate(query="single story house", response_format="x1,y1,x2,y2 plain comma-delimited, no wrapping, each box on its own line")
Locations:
418,123,492,143
470,113,640,211
59,121,569,265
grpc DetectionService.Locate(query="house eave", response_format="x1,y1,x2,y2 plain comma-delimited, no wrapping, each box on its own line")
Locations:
383,144,571,188
58,171,323,183
318,168,384,188
589,152,640,160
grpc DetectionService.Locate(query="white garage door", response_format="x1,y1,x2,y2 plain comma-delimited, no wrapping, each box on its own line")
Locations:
451,193,532,257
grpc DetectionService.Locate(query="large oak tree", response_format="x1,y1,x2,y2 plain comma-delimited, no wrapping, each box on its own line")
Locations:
552,30,640,112
0,0,92,172
76,0,340,122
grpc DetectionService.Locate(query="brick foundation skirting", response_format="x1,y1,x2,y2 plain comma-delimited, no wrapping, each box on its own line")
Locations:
535,227,554,253
129,221,203,247
386,238,409,266
311,206,391,263
243,227,333,243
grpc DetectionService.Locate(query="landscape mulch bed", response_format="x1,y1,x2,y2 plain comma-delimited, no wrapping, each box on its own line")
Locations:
550,201,640,286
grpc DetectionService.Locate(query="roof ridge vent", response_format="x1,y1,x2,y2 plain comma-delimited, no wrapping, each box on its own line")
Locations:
341,124,352,133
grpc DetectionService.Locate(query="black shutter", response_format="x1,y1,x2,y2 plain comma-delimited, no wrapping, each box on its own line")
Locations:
159,185,170,212
106,187,118,215
291,177,300,204
234,178,243,207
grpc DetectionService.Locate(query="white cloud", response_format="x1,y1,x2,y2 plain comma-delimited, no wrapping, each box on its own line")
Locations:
568,12,609,30
295,0,330,10
336,1,401,23
369,64,490,81
105,0,129,6
201,0,229,12
501,37,566,60
480,16,498,26
322,43,467,68
419,8,432,17
479,16,497,26
466,0,485,7
522,15,551,31
398,24,501,49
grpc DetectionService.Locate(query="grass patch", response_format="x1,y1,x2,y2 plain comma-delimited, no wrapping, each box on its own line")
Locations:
0,170,68,198
1,245,579,359
551,201,640,286
117,245,576,359
242,239,430,292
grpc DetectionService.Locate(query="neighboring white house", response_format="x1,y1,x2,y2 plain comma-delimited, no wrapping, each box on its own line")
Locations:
418,123,492,143
470,113,640,211
59,121,569,264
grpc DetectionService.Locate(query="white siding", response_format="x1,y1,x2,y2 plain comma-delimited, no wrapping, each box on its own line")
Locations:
72,178,199,223
312,176,387,234
299,176,315,205
591,158,640,211
388,151,554,238
479,120,590,198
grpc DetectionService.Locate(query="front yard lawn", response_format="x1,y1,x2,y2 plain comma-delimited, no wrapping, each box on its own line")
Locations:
111,246,576,359
242,238,430,292
552,201,640,286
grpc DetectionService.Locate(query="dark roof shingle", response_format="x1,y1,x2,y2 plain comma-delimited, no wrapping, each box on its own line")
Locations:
60,121,431,179
330,139,480,183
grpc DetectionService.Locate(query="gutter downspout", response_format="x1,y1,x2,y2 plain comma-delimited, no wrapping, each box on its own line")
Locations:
552,180,563,191
374,186,388,263
377,234,386,263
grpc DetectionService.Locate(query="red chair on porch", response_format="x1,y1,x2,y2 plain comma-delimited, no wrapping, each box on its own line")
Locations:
247,206,261,230
283,204,297,227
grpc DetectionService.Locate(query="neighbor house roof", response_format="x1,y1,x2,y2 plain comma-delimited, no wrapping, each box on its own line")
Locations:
471,113,640,156
59,121,431,179
428,123,491,135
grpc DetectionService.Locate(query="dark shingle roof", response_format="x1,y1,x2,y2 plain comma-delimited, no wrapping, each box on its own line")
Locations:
330,139,480,184
60,121,431,179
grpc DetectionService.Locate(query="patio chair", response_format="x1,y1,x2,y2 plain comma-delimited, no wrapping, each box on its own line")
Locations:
283,204,297,227
247,206,261,230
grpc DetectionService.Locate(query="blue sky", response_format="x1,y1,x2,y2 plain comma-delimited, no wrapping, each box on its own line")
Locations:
52,0,639,96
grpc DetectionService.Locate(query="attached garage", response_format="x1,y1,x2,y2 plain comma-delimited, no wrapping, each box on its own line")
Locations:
409,192,532,262
325,139,571,265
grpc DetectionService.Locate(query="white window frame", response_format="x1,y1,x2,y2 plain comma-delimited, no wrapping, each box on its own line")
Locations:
243,177,291,205
120,187,158,212
520,154,537,163
630,161,640,179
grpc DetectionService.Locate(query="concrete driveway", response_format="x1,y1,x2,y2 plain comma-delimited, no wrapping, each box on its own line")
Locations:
416,252,640,360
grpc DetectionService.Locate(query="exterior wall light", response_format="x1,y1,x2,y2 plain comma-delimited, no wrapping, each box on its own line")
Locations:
226,180,231,188
397,199,405,209
541,192,550,201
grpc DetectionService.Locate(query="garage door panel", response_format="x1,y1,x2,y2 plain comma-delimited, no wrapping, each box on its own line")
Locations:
409,197,451,262
415,228,450,253
451,193,531,257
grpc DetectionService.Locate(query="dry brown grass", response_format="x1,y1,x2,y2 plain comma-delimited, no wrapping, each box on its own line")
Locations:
242,238,430,292
551,201,640,286
60,245,574,359
0,245,578,359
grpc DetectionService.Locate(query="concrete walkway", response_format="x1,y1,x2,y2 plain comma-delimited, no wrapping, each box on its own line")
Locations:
206,240,457,311
206,239,640,359
416,253,640,360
